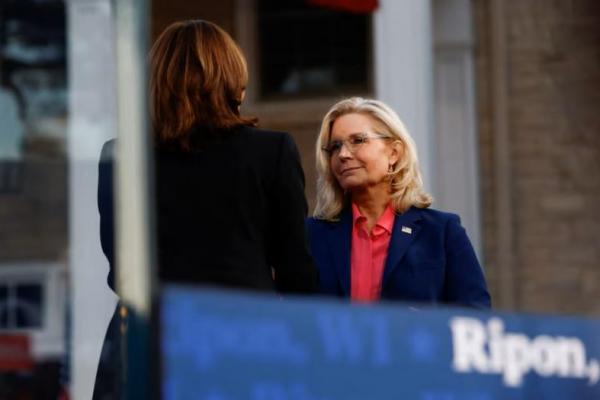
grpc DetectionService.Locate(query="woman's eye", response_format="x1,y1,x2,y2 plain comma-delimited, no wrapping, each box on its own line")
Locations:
351,137,366,145
330,142,343,151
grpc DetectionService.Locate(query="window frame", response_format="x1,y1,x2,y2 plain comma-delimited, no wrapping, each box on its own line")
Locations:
234,0,375,116
0,262,66,359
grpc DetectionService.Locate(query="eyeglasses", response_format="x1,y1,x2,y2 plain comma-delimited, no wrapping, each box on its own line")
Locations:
322,133,390,156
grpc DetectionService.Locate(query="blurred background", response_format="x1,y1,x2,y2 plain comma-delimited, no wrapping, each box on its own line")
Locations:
0,0,598,398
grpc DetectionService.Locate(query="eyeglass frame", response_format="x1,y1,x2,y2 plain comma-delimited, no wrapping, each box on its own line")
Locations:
321,132,391,157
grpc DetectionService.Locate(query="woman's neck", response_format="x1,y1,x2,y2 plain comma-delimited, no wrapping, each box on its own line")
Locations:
351,186,391,231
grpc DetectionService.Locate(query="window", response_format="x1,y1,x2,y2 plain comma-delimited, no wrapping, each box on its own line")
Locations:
257,0,372,99
0,281,44,330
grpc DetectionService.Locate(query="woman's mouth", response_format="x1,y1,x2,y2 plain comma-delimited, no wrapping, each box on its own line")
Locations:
339,167,361,175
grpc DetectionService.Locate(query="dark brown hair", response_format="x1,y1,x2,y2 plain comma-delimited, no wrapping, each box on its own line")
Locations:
149,20,257,150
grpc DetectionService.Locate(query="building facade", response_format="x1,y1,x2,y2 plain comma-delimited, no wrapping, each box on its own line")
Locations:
1,0,599,398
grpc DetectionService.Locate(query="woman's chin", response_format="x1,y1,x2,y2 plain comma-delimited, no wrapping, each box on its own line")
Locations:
339,180,366,193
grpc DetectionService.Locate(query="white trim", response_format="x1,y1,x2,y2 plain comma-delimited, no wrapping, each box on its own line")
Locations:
432,0,482,256
374,0,482,257
374,0,435,195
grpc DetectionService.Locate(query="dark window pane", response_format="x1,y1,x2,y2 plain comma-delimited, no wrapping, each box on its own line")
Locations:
258,0,371,98
16,283,43,328
0,161,22,194
0,285,7,328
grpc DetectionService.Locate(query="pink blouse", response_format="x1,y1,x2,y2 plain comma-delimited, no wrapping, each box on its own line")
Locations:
350,203,395,302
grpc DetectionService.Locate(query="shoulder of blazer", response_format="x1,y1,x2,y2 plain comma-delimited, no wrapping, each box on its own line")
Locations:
100,138,117,162
306,216,330,233
306,207,352,234
237,125,292,146
308,207,457,227
411,207,460,229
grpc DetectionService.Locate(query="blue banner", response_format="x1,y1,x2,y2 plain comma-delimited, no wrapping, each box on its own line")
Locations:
161,286,600,400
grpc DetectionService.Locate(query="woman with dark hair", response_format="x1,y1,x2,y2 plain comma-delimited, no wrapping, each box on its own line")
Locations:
100,19,316,293
94,20,317,397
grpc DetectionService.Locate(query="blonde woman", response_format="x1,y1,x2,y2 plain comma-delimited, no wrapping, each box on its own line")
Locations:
307,97,490,309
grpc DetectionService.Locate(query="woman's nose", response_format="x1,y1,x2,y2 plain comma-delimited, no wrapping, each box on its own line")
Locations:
338,142,353,159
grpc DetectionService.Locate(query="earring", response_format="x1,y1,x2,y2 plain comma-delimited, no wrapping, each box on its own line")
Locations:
388,164,394,173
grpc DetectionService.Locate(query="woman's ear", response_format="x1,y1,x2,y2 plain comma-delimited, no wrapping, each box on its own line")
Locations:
389,140,404,165
236,89,246,112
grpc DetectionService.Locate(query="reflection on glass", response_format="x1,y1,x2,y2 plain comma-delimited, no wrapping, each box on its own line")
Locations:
0,282,43,329
16,284,43,328
0,285,8,327
0,0,68,398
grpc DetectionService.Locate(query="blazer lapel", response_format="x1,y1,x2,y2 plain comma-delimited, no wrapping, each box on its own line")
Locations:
326,208,352,296
382,207,423,285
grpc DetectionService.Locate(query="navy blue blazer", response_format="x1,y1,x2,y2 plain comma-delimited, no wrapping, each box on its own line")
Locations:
306,206,491,309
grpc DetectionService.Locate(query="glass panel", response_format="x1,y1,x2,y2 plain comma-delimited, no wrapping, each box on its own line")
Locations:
0,285,8,328
15,283,43,328
0,0,68,398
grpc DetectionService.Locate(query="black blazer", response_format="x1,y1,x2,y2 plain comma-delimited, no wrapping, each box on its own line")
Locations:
98,125,317,294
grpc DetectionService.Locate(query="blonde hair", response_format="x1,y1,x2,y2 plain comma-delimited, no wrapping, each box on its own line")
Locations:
313,97,433,220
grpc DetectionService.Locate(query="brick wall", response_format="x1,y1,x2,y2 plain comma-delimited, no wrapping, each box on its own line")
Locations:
474,0,600,315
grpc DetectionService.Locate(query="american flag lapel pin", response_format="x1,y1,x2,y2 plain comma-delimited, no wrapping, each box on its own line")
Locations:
401,226,412,234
